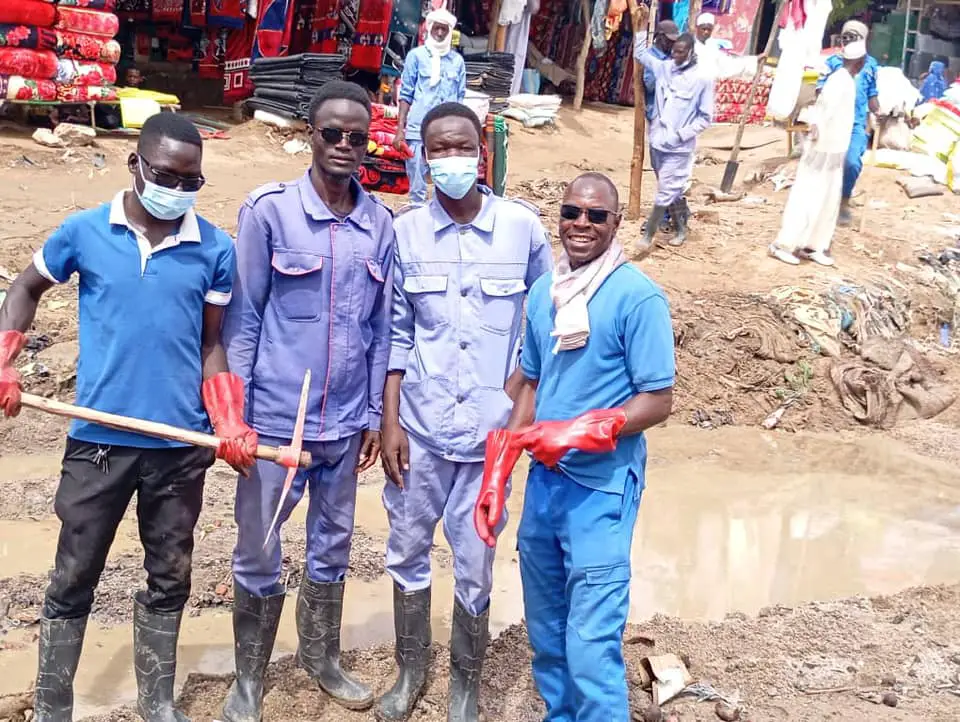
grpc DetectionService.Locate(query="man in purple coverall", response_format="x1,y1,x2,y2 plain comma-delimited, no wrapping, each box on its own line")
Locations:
220,81,395,719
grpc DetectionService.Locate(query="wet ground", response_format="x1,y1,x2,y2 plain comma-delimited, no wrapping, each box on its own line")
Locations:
2,425,960,719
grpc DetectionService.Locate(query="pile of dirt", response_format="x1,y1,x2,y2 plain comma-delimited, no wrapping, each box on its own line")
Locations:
79,583,960,722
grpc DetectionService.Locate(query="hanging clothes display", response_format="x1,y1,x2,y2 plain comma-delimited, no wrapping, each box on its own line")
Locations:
503,0,538,96
224,17,257,102
768,0,832,120
208,0,247,28
309,0,340,54
381,0,419,77
188,0,207,27
350,0,392,72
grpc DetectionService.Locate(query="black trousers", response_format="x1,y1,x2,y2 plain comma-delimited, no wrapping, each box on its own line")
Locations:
44,438,214,620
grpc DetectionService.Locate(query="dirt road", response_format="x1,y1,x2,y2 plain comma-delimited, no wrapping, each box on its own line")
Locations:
1,105,959,721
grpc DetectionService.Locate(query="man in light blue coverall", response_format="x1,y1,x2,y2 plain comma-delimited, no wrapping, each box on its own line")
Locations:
379,101,552,722
393,7,466,204
475,172,675,720
817,19,880,226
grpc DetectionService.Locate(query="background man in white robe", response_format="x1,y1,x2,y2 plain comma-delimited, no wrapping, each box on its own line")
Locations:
768,41,866,267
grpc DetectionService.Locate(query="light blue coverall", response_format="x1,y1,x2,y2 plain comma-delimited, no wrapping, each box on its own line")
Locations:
518,263,676,720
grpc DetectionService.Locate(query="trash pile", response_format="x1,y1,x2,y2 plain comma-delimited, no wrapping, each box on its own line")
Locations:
248,53,346,120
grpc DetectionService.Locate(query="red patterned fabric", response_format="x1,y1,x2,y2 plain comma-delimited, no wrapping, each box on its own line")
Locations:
188,0,206,26
208,0,245,28
55,8,120,38
308,0,339,54
350,0,392,73
0,24,58,50
56,81,119,101
0,74,57,100
55,57,116,85
151,0,183,23
713,75,772,124
56,31,121,62
224,18,255,103
0,1,56,28
198,27,227,79
58,0,118,9
0,48,56,78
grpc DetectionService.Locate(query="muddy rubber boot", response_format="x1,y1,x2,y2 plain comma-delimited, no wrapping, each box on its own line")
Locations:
838,198,852,226
669,199,689,247
33,616,87,722
296,576,374,710
447,600,489,722
375,585,432,721
133,602,190,722
221,584,285,722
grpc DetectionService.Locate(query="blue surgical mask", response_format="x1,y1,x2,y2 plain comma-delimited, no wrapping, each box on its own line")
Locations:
427,154,479,200
136,158,198,221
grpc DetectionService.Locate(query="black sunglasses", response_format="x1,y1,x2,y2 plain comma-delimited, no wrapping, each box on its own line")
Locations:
560,204,618,224
316,127,369,148
139,155,205,192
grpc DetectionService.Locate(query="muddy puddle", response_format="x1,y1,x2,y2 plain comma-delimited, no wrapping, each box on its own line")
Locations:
1,426,960,717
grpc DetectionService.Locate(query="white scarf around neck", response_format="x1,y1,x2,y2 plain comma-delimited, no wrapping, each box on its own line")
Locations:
425,9,456,87
549,241,626,353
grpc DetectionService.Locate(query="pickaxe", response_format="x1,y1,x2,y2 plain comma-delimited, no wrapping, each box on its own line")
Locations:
18,371,314,469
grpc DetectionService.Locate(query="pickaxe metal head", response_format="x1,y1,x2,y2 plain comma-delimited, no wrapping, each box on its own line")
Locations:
263,369,311,550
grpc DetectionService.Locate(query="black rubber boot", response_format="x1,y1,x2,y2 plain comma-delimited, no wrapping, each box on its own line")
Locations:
221,584,285,722
637,205,668,256
133,601,190,722
375,585,432,721
33,616,87,722
447,600,489,722
296,576,373,710
669,198,690,247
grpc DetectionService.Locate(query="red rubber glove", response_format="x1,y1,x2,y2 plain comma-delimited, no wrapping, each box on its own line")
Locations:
0,330,27,418
517,408,628,468
474,429,525,548
202,372,258,473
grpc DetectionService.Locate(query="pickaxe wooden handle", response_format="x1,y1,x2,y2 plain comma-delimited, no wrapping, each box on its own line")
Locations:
19,392,313,468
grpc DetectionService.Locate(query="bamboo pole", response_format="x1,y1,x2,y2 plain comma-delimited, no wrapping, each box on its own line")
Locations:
687,0,702,34
626,0,657,219
573,0,592,111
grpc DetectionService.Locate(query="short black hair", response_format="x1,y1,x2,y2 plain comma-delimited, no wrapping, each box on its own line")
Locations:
422,101,483,143
676,32,695,47
137,112,202,152
308,80,372,125
568,172,620,208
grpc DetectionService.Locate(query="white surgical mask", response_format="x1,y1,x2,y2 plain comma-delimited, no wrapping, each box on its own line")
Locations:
136,158,198,221
427,153,479,200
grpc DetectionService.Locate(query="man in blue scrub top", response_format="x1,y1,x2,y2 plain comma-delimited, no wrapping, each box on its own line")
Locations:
474,172,675,721
392,7,466,204
0,113,256,722
817,19,880,226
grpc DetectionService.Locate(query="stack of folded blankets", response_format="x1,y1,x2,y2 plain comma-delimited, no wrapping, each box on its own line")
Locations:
357,103,411,195
248,53,347,120
462,52,514,113
0,0,120,105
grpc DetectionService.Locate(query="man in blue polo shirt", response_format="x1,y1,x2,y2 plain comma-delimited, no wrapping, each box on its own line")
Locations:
474,172,675,721
0,113,256,722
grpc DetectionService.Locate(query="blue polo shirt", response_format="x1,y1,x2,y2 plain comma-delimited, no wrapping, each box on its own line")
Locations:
33,191,236,448
520,262,675,495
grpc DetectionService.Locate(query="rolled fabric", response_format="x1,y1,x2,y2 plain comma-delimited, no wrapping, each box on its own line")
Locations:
0,48,58,78
0,24,58,50
56,82,119,102
55,58,116,85
0,1,57,28
55,8,120,38
56,31,121,62
57,0,118,9
0,74,57,100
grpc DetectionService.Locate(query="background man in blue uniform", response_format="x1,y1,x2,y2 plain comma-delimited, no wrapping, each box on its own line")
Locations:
0,113,255,722
817,20,880,226
221,81,394,718
392,8,466,204
475,172,675,721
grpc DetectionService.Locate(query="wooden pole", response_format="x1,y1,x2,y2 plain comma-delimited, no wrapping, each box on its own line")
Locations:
19,392,313,467
573,0,592,111
687,0,702,34
626,0,657,219
720,3,782,191
487,0,503,51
